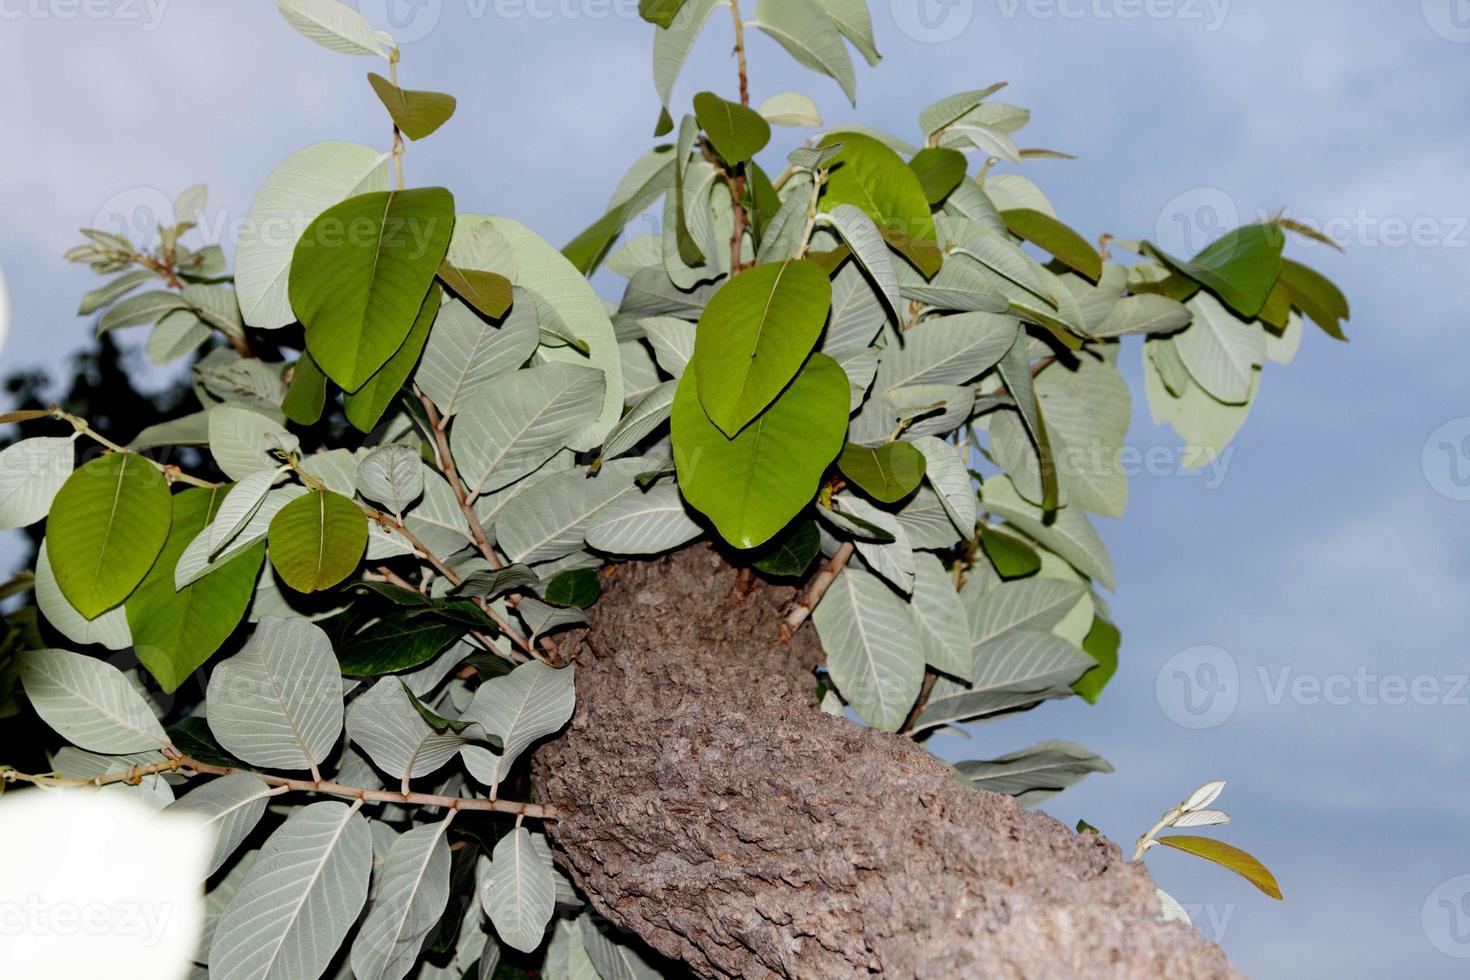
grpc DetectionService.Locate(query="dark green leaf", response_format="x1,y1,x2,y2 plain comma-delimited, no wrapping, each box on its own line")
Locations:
337,612,465,676
282,352,330,426
752,520,821,578
1152,223,1285,319
437,260,513,320
1002,208,1102,281
165,716,245,768
1279,259,1349,341
544,569,601,609
821,132,940,277
639,0,688,27
366,73,457,141
980,526,1041,579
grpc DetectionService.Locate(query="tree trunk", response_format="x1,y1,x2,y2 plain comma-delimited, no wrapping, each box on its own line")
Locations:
534,547,1236,979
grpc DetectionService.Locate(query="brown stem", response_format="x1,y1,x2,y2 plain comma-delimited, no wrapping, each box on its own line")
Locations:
780,541,855,640
729,0,749,107
2,756,559,819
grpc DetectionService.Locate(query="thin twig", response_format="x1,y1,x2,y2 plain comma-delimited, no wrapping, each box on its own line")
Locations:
729,0,749,107
56,409,219,489
2,757,559,819
781,542,855,640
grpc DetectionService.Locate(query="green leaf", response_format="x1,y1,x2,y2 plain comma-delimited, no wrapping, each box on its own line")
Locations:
758,91,823,128
416,296,539,421
34,542,132,650
290,187,455,390
812,566,925,731
813,0,880,65
821,131,939,275
908,147,968,206
366,72,456,140
1002,208,1102,281
1153,223,1284,319
825,203,899,316
97,290,189,334
1279,258,1349,341
236,141,391,330
209,801,373,980
128,487,265,693
563,147,676,275
693,90,771,163
78,269,153,315
356,445,424,515
1175,293,1266,405
450,362,606,496
0,436,73,530
639,0,688,27
752,520,820,577
343,281,441,432
47,452,172,619
583,482,703,555
165,773,276,878
276,0,387,56
911,554,972,681
267,488,368,593
20,648,170,753
672,354,849,550
838,441,925,503
545,568,601,608
980,527,1041,579
461,661,576,790
1071,615,1120,704
278,356,328,427
206,616,344,771
480,828,556,954
349,819,454,980
955,740,1113,807
691,258,832,436
337,612,467,676
437,260,513,319
751,0,857,105
1154,836,1283,901
345,678,475,779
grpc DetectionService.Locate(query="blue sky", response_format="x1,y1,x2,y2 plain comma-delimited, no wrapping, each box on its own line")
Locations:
3,1,1469,975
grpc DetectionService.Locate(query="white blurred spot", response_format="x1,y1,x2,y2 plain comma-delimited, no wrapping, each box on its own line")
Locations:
0,789,211,980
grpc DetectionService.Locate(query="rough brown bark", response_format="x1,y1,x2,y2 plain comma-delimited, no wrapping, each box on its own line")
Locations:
535,547,1237,979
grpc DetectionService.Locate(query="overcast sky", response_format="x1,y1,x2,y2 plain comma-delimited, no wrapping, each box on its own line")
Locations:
3,1,1469,975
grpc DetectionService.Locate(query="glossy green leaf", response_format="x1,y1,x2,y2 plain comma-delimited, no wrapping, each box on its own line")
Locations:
908,147,968,205
639,0,689,28
344,282,441,432
752,520,820,577
821,132,938,275
691,258,831,436
693,90,771,163
1002,208,1102,281
267,488,368,593
47,452,172,619
838,441,925,503
545,568,601,608
980,527,1041,579
128,487,265,693
338,612,468,676
1154,836,1283,901
290,187,455,390
672,354,849,549
367,72,456,140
